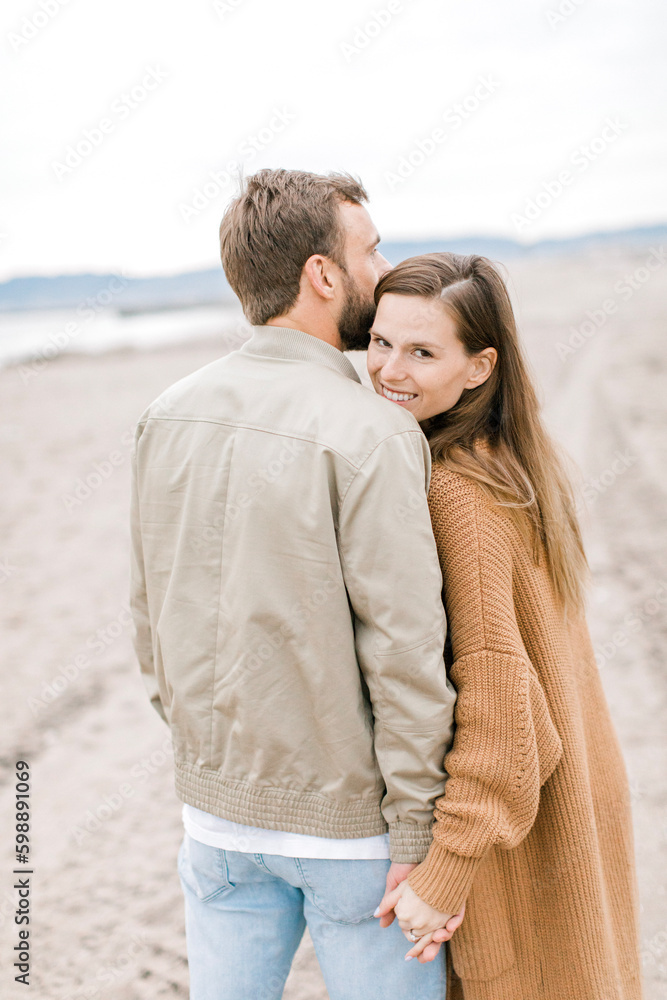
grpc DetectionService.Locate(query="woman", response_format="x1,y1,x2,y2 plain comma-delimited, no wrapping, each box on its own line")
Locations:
371,254,643,1000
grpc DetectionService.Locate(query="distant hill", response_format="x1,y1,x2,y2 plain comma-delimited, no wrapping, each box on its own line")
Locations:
0,269,234,315
380,224,667,265
1,224,665,314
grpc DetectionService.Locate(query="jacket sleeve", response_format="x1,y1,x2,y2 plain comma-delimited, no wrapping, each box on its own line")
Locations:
130,421,168,724
406,471,563,913
337,430,456,863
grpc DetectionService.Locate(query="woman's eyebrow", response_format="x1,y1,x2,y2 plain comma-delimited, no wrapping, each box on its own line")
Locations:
369,331,441,351
398,339,441,350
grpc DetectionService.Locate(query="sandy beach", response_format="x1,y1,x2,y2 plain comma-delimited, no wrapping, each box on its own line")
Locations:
1,243,666,999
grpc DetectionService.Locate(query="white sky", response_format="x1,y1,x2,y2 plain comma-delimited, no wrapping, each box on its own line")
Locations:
1,0,665,279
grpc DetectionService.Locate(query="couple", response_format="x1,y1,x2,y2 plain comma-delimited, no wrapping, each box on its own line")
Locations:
130,169,643,999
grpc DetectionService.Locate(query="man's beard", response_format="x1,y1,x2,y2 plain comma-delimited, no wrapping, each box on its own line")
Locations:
337,272,377,351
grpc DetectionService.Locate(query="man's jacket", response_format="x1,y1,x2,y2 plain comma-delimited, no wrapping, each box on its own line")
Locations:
130,325,456,861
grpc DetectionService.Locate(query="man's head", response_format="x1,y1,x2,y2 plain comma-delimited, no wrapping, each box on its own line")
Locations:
219,169,391,350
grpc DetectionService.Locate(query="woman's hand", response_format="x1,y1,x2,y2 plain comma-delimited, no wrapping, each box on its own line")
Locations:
395,882,454,938
375,878,465,952
404,907,466,963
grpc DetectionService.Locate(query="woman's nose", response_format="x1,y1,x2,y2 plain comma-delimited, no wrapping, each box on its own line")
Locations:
381,353,407,381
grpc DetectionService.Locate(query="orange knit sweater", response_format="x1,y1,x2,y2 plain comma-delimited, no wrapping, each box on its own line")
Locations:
407,464,643,1000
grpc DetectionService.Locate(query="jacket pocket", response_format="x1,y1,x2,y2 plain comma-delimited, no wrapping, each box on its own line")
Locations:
448,848,516,981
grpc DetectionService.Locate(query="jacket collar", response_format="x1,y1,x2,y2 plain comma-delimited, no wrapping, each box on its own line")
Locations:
240,325,362,384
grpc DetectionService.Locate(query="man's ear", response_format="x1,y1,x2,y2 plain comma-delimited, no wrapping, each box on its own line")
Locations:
302,254,337,302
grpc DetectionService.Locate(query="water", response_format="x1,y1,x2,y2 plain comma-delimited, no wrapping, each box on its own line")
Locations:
0,303,248,368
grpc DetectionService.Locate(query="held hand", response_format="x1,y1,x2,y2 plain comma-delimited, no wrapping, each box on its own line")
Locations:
395,882,455,940
405,903,466,963
375,880,466,962
377,862,417,928
377,881,454,939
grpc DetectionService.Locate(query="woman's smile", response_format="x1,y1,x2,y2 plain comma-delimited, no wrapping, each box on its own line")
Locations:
379,382,418,404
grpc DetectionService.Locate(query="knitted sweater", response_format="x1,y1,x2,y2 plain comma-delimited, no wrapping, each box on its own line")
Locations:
407,464,643,1000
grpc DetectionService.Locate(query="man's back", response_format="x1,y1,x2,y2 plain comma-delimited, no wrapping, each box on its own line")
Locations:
131,325,455,859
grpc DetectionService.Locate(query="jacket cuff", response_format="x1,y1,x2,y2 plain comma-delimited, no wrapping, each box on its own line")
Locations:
388,822,434,863
406,839,480,913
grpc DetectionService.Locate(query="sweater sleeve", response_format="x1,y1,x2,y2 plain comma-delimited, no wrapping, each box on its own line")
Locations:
406,469,562,914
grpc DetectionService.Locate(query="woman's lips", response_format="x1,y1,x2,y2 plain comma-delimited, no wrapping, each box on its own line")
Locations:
380,383,418,403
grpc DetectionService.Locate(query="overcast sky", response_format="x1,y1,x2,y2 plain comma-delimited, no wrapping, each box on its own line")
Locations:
1,0,665,279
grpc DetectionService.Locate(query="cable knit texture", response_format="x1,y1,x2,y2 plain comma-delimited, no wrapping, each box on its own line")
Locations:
406,464,643,1000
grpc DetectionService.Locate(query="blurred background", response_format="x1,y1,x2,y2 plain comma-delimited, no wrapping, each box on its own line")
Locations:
1,0,666,996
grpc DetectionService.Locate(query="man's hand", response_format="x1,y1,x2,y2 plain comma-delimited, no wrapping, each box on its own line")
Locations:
377,862,417,928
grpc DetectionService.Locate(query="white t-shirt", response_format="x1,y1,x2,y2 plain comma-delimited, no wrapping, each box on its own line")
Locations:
182,804,391,860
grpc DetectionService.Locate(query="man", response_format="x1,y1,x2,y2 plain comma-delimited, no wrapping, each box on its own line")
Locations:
130,168,458,999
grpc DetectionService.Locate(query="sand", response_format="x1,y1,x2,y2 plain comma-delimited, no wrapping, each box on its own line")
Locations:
1,243,666,998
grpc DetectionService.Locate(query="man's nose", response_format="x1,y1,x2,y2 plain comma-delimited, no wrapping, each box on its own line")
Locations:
376,253,392,279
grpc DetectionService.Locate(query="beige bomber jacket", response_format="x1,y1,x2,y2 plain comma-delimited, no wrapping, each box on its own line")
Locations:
130,325,456,862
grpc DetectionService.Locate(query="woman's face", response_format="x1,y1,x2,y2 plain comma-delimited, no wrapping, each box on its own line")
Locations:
367,293,497,423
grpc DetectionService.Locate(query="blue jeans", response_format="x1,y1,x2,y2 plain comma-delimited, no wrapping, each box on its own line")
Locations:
178,833,446,1000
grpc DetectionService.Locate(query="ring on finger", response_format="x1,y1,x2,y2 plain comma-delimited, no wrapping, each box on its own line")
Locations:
407,930,419,942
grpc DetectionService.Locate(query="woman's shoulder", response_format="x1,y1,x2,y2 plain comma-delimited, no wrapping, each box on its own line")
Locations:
429,461,472,489
429,461,490,508
428,461,513,537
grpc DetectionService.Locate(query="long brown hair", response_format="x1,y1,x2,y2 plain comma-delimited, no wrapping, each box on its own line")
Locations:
374,253,588,611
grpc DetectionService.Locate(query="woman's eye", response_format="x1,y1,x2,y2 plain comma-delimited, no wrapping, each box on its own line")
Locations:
374,338,391,348
414,349,432,358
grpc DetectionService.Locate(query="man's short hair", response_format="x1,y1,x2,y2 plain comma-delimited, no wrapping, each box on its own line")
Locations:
219,168,368,325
